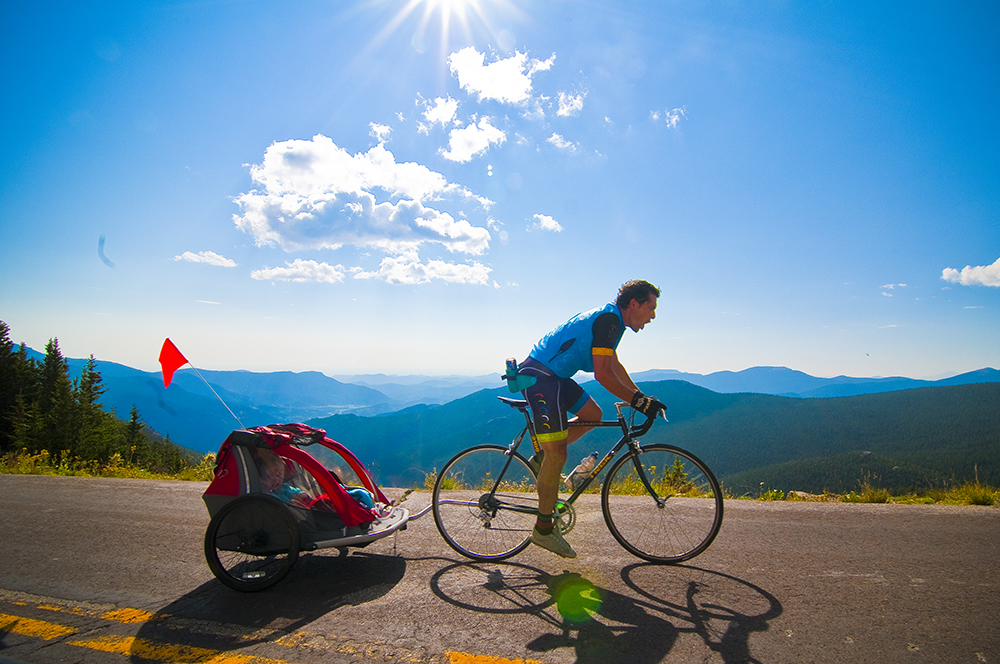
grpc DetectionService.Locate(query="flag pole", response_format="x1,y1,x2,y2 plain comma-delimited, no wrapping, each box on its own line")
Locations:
187,365,245,430
160,338,245,430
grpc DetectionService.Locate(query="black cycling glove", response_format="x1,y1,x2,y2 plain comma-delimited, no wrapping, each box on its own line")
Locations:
631,391,665,416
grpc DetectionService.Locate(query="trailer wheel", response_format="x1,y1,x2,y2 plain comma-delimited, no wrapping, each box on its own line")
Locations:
205,494,300,591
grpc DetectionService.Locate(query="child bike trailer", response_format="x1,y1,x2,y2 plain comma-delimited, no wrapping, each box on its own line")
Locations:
202,423,410,591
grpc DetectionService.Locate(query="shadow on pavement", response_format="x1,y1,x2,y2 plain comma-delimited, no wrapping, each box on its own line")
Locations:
128,549,405,661
621,563,784,663
430,560,782,663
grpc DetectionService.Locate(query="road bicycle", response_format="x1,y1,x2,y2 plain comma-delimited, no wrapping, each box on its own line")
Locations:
432,397,724,563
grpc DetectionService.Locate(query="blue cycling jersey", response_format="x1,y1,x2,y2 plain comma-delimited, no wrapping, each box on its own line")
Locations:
528,302,625,378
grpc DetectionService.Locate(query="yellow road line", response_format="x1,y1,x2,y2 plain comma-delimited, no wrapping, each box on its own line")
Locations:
4,592,541,664
68,634,291,664
446,653,542,664
102,607,157,624
0,612,78,640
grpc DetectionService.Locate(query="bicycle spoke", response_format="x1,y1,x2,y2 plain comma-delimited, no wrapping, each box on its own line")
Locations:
602,445,723,563
433,445,538,560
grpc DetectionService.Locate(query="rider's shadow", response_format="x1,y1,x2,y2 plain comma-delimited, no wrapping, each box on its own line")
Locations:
430,561,782,664
527,572,678,663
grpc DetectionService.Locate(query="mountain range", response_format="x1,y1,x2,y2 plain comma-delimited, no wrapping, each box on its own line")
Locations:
308,379,1000,495
34,348,999,459
630,366,1000,398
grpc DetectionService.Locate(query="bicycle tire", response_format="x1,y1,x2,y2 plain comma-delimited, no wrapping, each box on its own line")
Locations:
204,494,300,591
601,444,723,564
432,444,538,561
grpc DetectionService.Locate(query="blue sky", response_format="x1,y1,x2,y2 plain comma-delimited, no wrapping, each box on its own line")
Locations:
2,0,998,380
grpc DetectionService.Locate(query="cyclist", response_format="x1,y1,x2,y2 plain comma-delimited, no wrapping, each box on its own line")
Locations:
515,279,665,558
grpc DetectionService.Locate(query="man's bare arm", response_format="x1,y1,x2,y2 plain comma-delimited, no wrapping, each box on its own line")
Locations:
593,352,640,403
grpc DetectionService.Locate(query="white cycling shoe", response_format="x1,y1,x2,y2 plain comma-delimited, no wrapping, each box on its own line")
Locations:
531,527,577,558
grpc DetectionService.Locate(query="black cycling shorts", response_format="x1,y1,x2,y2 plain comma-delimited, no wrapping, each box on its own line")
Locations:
518,357,589,444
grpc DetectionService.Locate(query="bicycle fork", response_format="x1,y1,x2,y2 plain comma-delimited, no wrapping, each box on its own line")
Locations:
627,441,668,508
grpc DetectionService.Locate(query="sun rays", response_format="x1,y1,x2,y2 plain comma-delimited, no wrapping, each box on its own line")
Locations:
363,0,527,62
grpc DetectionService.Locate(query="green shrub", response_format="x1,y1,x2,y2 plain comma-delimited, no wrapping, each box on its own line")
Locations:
953,481,996,506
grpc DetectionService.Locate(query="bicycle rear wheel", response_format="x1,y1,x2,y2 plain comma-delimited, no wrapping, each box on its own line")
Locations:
602,444,723,564
432,444,538,561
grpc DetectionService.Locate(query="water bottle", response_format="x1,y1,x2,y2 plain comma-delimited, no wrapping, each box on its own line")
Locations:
565,452,598,491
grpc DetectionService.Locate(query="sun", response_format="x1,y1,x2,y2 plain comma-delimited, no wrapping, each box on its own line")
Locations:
410,0,487,56
364,0,524,61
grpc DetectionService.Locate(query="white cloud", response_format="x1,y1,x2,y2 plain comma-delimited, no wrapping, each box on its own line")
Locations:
556,91,585,117
232,135,491,255
369,122,392,142
546,133,578,152
942,258,1000,287
351,250,490,285
652,106,687,128
448,46,555,105
174,251,237,267
880,283,908,297
422,96,459,127
531,213,563,233
441,117,506,162
521,99,547,122
251,259,347,283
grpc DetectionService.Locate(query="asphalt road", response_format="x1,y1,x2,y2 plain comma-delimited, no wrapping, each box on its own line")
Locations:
1,474,998,664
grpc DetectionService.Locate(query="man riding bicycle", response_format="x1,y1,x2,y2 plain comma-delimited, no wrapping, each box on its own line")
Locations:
513,279,665,558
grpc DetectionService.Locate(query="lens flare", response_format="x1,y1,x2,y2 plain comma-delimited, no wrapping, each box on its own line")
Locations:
550,575,603,623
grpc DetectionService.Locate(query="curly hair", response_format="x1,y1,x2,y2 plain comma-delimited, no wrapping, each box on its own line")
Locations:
615,280,661,309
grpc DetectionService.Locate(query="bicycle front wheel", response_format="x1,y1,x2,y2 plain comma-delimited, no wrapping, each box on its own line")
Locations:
602,444,723,564
432,444,538,561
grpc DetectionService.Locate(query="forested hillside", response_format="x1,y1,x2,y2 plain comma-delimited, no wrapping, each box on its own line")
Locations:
308,380,1000,494
0,322,202,473
632,381,1000,494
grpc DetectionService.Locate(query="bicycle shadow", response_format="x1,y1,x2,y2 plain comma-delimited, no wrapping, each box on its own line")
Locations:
127,549,405,662
429,560,782,663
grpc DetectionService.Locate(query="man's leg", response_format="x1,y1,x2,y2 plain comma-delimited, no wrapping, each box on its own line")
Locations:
537,397,601,515
566,398,601,445
537,436,568,519
532,398,601,558
532,437,575,558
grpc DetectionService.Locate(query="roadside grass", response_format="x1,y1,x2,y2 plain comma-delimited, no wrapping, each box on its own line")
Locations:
739,478,998,507
7,449,997,507
1,448,216,481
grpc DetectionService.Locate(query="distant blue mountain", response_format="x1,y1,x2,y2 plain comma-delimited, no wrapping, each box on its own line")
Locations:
24,347,998,454
47,356,398,453
332,373,500,405
629,366,1000,398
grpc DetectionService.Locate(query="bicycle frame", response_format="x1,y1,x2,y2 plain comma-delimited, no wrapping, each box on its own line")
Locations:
491,398,664,514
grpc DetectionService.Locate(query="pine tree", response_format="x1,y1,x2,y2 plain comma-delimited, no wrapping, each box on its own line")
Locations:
124,404,149,465
10,392,43,455
38,338,76,458
0,321,17,452
7,341,42,453
75,356,109,461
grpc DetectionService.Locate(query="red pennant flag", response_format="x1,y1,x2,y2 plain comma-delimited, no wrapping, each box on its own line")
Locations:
158,338,189,388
